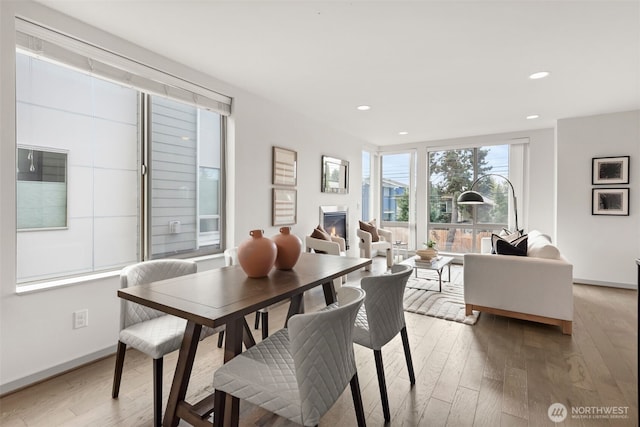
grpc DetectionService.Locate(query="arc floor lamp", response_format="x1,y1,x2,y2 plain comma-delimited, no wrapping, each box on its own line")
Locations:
457,173,520,233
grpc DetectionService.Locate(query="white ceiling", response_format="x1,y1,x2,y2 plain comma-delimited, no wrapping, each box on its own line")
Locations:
35,1,640,146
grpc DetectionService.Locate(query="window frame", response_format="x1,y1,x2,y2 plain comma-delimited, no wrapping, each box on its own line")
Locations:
14,23,229,287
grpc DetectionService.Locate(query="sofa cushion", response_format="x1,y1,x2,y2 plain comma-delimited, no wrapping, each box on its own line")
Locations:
359,220,379,242
494,235,528,256
527,231,562,260
491,231,524,253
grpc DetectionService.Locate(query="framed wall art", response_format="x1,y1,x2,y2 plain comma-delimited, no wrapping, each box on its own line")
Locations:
592,188,629,216
321,155,349,194
272,146,297,186
273,188,297,225
592,156,629,185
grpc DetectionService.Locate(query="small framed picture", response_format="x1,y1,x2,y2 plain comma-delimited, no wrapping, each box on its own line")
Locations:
592,188,629,216
273,188,297,225
592,156,629,185
272,147,297,186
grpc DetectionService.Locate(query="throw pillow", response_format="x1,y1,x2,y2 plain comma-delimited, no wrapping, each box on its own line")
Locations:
494,235,528,256
359,220,379,242
310,226,332,254
491,232,521,253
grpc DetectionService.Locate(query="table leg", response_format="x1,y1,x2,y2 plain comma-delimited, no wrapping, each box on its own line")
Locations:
322,280,337,305
222,318,244,427
164,321,202,427
437,269,443,292
285,294,304,327
242,318,256,350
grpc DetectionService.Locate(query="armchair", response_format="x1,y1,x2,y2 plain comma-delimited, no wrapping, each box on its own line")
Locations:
305,234,347,288
357,225,393,271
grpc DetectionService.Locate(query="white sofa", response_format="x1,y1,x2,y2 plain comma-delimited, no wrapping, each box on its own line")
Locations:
463,230,573,334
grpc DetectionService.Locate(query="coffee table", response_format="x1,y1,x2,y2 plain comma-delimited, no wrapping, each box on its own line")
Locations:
405,255,454,292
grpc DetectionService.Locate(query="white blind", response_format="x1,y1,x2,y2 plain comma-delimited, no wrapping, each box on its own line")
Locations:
15,18,232,116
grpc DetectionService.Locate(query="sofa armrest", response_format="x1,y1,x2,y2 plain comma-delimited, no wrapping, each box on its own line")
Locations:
356,228,372,247
463,253,573,321
377,228,393,243
305,236,341,256
330,235,346,253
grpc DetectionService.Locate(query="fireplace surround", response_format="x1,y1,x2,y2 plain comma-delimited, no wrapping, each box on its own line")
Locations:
320,205,349,250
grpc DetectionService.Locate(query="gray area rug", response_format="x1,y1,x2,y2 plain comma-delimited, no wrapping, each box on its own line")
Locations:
403,266,480,325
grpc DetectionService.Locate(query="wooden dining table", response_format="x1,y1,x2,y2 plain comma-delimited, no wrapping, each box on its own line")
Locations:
117,252,371,427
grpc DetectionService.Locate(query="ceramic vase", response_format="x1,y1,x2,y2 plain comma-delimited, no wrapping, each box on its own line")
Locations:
416,247,438,261
272,227,302,270
237,229,277,278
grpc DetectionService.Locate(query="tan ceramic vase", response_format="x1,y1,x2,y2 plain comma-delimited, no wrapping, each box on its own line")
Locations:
237,229,277,278
272,227,302,270
416,247,438,261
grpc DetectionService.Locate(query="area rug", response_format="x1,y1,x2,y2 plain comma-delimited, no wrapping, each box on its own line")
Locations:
403,266,480,325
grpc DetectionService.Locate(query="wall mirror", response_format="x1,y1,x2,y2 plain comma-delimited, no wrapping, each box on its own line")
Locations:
321,155,349,194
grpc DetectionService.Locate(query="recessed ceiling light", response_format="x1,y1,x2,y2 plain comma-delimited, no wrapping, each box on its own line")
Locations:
398,131,409,135
526,114,540,120
529,71,550,80
356,105,371,111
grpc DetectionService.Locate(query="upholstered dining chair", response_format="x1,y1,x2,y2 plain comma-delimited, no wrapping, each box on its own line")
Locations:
351,263,414,422
112,259,224,427
212,286,367,427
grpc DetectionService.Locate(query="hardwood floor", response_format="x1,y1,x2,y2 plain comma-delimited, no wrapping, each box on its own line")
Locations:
1,258,637,426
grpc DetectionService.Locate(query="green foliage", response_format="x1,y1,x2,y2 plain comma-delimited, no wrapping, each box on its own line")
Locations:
397,189,409,222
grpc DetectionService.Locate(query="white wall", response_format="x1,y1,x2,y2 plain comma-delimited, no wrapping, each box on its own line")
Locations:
557,110,640,288
0,1,365,393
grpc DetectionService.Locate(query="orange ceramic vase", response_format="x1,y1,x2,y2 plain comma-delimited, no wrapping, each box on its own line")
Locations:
272,227,302,270
237,229,277,278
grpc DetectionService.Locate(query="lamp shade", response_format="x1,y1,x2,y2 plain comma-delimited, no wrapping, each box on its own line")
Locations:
457,190,485,205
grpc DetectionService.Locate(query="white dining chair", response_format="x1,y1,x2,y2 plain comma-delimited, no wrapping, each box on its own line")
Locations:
212,286,367,427
351,263,414,421
112,259,224,427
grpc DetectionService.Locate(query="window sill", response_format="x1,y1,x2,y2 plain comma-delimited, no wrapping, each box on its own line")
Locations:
15,253,224,295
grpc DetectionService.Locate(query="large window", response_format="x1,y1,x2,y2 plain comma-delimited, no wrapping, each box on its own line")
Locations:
427,145,511,253
15,35,227,284
380,152,415,249
361,151,371,221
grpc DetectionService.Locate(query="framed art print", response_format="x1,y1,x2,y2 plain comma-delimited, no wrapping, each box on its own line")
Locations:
273,188,297,225
272,147,297,186
592,188,629,216
592,156,629,185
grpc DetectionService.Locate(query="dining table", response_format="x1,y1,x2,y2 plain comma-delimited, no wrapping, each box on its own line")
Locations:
117,252,372,427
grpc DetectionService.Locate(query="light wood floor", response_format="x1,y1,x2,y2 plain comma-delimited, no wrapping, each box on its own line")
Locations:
1,258,637,426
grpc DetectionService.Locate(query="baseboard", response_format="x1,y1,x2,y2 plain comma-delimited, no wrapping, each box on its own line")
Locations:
573,278,637,290
0,345,117,396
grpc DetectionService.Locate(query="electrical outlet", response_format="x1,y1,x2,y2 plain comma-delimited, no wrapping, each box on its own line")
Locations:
73,309,89,329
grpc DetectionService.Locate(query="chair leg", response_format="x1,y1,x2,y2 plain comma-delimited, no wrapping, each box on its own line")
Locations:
400,327,416,385
213,389,226,427
112,341,127,398
217,331,225,348
254,311,260,329
153,357,163,427
373,349,390,422
261,312,269,339
349,373,367,427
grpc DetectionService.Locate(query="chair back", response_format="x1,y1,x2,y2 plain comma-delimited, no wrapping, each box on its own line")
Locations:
287,286,365,426
360,263,412,349
224,247,238,266
120,259,197,329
